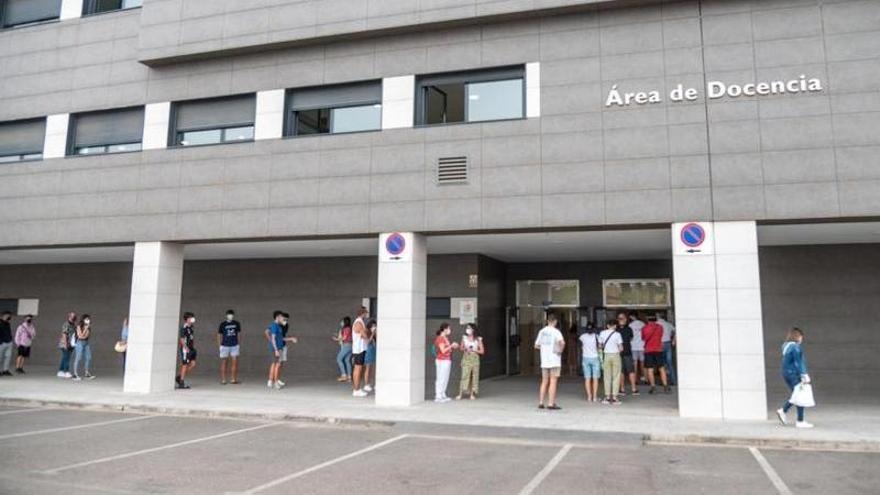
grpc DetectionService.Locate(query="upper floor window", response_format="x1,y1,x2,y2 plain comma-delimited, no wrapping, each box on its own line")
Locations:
416,66,524,126
0,0,61,28
286,81,382,136
69,107,144,156
171,94,256,147
0,118,45,163
82,0,142,16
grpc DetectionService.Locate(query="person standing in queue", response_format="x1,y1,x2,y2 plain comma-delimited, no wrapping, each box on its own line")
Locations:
71,314,94,380
642,314,669,394
535,314,565,410
456,323,483,400
776,327,814,428
599,320,623,405
363,319,377,393
14,314,36,374
277,312,297,388
350,307,370,397
578,322,601,403
0,311,13,376
265,311,286,390
433,322,457,403
217,309,242,385
616,312,638,397
657,313,676,386
57,312,76,379
628,313,646,384
176,312,197,389
333,317,353,382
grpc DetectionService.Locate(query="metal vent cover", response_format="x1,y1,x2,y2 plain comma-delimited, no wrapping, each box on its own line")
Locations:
436,156,468,185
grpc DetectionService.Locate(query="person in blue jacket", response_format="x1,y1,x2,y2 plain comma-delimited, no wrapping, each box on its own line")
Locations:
776,327,813,428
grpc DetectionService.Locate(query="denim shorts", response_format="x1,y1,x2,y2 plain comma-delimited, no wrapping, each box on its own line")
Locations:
582,357,601,379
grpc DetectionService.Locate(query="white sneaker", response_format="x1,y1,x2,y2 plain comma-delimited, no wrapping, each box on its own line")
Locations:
64,372,73,378
353,390,368,397
776,408,787,425
267,380,274,388
364,385,373,392
796,421,814,429
276,380,286,387
73,375,82,381
57,371,65,378
273,382,283,390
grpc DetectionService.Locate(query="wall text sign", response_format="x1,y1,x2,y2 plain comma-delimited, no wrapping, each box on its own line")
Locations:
605,75,823,107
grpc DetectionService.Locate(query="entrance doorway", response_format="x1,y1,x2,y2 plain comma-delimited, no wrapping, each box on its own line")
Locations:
510,280,580,376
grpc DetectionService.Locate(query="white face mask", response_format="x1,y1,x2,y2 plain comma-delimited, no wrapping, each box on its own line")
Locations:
466,328,473,336
190,318,196,325
226,314,234,321
83,319,90,325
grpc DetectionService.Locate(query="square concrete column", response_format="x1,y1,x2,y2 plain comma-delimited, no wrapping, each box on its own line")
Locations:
123,242,184,394
673,221,767,420
375,232,426,407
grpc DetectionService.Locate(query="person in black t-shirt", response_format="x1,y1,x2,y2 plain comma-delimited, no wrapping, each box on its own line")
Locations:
176,312,197,389
217,309,242,385
616,312,639,398
0,311,12,376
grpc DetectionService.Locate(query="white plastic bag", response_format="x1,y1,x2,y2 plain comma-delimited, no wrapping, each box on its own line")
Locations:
790,383,815,408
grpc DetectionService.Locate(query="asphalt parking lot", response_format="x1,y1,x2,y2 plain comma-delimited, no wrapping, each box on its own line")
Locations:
0,405,877,495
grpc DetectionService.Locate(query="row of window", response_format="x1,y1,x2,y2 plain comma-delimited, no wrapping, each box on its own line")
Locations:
0,0,141,29
0,66,527,162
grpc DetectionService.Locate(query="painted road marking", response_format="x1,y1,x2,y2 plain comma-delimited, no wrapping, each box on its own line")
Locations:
0,407,51,416
749,447,793,495
237,434,409,494
0,415,153,440
518,443,573,495
41,422,281,475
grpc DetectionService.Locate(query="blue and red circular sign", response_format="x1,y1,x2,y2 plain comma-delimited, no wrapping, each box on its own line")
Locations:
680,222,706,248
385,233,406,256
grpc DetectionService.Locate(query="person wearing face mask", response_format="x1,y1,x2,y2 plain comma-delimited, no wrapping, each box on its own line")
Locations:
72,315,93,380
333,316,353,382
433,322,458,403
0,311,13,376
58,312,77,379
14,315,36,374
266,310,297,390
217,310,242,385
176,312,197,389
456,323,484,400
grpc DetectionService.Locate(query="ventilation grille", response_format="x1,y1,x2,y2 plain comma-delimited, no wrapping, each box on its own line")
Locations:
436,156,468,185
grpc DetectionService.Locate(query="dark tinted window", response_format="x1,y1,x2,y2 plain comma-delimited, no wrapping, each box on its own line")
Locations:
287,81,382,136
82,0,141,15
0,118,45,163
416,66,524,126
427,298,452,319
1,0,61,28
172,94,256,147
71,107,144,156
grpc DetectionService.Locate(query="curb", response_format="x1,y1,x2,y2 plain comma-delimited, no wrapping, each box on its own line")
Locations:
4,397,877,452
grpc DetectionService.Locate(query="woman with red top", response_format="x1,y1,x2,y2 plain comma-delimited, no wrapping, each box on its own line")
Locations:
642,314,670,394
433,323,458,403
333,316,353,382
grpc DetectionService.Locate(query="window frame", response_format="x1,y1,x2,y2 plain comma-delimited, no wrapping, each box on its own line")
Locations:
415,65,526,127
81,0,143,18
0,0,62,29
67,106,145,157
284,81,383,138
0,117,46,164
169,94,256,148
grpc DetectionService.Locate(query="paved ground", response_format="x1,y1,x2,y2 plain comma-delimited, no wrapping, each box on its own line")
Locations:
0,405,877,494
1,367,879,451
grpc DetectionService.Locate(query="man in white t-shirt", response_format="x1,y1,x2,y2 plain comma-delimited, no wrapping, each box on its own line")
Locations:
629,313,646,384
534,314,565,410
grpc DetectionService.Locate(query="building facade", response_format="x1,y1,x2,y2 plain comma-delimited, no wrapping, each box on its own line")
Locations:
1,0,878,419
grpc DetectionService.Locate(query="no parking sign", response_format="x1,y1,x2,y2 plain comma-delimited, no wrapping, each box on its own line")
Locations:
673,222,714,255
380,232,413,262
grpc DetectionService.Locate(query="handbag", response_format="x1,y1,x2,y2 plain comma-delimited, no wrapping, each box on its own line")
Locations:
789,383,815,408
114,341,127,353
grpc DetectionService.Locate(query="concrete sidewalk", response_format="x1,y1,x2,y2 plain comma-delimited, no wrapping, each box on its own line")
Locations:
1,367,877,452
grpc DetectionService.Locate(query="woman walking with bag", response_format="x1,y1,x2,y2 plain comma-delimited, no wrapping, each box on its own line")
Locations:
456,323,484,400
776,327,814,428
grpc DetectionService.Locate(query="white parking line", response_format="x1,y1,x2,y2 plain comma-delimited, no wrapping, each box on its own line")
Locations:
237,434,409,494
749,447,793,495
0,407,50,416
41,422,281,475
0,415,153,440
518,443,573,495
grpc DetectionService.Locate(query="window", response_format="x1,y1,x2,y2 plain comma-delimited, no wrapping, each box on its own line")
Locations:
426,298,452,319
286,81,382,136
172,94,256,147
416,66,524,126
82,0,141,16
603,279,672,308
1,0,61,28
0,118,45,163
69,107,144,156
516,280,579,308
